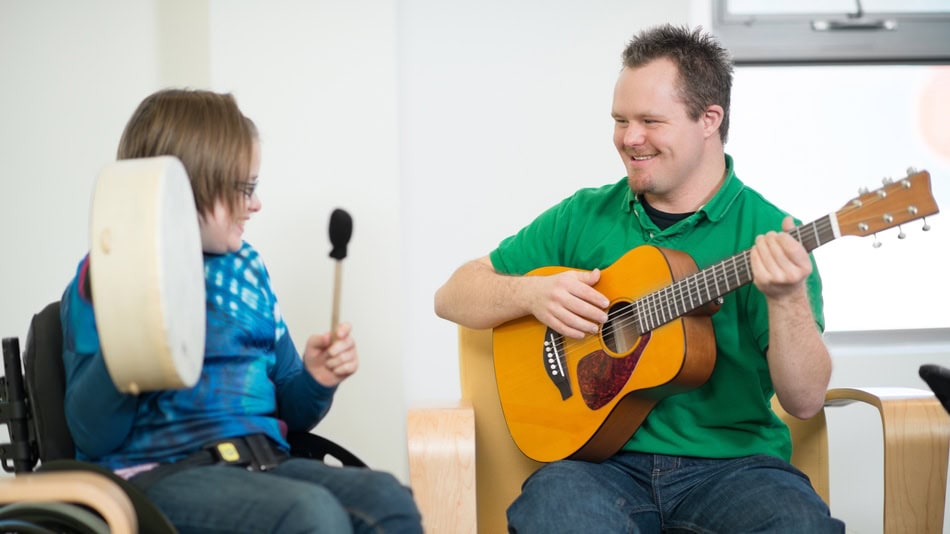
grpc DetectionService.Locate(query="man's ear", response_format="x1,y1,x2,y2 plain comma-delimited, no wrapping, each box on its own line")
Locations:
702,105,724,139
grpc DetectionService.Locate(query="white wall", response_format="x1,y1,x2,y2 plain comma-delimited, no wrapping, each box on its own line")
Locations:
0,0,160,329
2,1,949,532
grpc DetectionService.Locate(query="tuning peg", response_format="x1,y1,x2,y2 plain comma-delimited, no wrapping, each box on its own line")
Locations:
882,177,893,185
872,234,882,248
858,186,870,195
923,217,932,232
898,225,906,239
907,166,919,176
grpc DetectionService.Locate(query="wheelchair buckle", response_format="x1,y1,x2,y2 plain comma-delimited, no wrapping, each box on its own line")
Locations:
215,442,241,463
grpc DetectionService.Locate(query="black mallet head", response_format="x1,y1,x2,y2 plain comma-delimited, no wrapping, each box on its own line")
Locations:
329,208,353,260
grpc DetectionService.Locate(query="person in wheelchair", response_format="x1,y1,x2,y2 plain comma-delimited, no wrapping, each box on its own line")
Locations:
61,88,422,533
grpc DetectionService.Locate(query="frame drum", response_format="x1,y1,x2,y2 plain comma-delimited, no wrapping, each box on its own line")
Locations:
89,156,205,394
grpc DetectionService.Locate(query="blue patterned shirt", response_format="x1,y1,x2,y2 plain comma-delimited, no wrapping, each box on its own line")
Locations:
62,242,336,470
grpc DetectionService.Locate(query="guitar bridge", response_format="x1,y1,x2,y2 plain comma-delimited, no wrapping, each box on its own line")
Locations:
543,328,572,400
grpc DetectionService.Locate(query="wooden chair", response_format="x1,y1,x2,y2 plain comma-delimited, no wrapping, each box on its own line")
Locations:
407,326,950,534
0,471,138,534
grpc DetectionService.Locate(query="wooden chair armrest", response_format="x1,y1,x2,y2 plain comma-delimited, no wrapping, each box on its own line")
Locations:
407,402,477,534
0,471,137,534
825,387,950,534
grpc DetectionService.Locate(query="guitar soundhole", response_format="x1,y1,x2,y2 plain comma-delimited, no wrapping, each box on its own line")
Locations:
602,300,640,355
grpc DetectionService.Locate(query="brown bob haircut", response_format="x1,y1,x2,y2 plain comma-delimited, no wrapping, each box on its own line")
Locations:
116,89,258,218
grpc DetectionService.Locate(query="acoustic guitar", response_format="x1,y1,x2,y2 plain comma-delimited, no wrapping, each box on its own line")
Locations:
492,170,939,463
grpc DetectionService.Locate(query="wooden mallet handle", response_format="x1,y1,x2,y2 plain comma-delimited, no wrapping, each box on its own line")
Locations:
328,208,352,342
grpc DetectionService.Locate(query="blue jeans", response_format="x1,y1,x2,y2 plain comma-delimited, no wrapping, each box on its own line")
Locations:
507,453,844,534
140,458,422,533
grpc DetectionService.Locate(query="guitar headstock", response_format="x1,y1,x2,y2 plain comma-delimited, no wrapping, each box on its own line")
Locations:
835,170,939,238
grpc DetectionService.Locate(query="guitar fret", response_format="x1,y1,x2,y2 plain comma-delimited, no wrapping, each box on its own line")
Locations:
643,299,650,332
664,285,679,321
664,286,673,323
703,269,713,302
660,287,669,325
638,298,648,332
633,299,649,334
721,261,730,292
715,261,726,295
731,255,740,287
674,279,685,317
661,290,668,324
710,263,719,297
687,276,699,310
696,275,702,303
670,285,678,320
641,295,653,332
651,291,660,330
667,284,677,320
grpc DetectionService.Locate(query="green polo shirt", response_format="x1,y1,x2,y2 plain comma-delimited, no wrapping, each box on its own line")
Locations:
490,155,824,461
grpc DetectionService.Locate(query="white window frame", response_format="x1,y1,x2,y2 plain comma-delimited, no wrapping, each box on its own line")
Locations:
711,0,950,64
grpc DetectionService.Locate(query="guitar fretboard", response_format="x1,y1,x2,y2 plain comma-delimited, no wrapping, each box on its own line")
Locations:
631,215,837,334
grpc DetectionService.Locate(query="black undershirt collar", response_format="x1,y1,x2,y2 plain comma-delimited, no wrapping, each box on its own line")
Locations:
640,195,694,231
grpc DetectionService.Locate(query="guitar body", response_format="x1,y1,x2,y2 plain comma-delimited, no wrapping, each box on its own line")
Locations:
493,245,717,463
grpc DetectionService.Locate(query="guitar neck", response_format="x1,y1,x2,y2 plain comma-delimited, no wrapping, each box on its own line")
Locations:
634,214,837,333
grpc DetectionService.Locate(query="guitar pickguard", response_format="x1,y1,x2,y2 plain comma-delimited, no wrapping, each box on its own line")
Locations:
577,332,652,410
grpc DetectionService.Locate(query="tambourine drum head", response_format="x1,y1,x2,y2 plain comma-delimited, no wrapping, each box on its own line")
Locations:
89,156,205,394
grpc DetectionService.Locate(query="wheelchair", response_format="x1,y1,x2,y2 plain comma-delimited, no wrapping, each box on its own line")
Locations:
0,301,366,533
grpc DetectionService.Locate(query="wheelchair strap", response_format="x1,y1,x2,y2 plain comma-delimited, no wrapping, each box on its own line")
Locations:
129,434,289,492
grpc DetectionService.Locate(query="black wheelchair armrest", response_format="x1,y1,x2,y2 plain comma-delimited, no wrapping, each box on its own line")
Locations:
287,431,366,468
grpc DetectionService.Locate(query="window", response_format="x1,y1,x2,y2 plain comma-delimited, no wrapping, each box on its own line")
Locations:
711,0,950,64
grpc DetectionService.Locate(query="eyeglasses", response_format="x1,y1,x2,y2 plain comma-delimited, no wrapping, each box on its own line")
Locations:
235,180,259,200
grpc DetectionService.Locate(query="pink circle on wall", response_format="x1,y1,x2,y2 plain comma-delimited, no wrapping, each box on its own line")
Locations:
919,66,950,162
